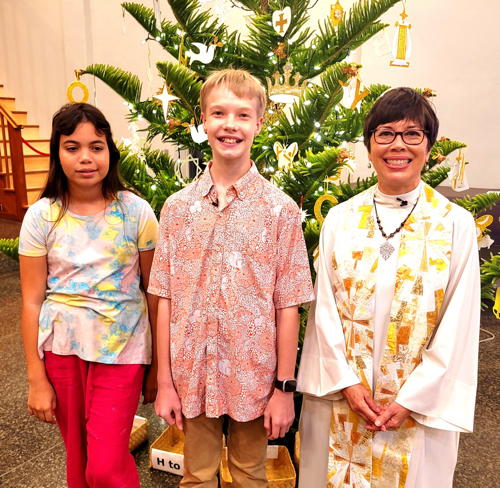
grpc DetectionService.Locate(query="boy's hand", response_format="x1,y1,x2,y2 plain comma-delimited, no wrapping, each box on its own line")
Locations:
263,389,294,440
28,378,57,424
142,364,158,404
155,385,183,430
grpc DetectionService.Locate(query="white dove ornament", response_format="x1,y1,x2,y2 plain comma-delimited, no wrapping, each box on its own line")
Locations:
186,42,216,65
274,141,298,170
190,123,208,144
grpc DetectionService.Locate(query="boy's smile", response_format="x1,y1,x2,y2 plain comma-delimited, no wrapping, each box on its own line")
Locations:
202,86,263,169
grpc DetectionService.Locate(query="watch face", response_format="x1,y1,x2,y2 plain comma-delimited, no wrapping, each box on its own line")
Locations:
284,380,297,392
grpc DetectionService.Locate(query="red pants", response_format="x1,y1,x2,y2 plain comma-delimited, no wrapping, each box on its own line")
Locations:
44,352,144,488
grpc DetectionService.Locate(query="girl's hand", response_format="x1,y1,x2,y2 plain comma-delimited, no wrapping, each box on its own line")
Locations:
342,384,382,426
155,385,183,430
142,364,158,404
367,401,411,431
28,379,57,424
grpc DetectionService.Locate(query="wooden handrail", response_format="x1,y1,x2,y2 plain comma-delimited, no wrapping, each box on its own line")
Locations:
0,99,28,220
0,101,23,129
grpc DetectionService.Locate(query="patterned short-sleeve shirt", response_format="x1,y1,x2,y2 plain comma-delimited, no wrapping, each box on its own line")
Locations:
19,191,158,364
149,163,313,421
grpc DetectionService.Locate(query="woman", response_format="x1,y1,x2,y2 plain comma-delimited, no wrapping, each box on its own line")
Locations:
297,88,480,488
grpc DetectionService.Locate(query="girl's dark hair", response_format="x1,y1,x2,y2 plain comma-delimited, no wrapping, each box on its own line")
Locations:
40,103,125,215
363,87,439,152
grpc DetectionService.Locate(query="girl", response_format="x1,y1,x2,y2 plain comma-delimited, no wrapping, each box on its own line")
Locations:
19,103,159,488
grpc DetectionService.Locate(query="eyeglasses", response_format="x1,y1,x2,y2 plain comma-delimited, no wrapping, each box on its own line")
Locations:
371,129,427,145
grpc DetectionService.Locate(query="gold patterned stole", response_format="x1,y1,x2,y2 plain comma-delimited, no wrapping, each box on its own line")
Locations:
327,184,453,488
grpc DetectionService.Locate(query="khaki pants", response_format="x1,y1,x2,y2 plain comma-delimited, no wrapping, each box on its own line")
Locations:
180,414,268,488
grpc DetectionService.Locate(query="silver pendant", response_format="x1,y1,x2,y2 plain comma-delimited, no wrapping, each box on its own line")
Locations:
380,240,395,260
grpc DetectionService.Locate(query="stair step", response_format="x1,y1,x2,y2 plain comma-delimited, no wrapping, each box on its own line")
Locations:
26,171,48,188
24,155,50,171
27,188,43,205
12,111,28,124
0,97,16,111
21,125,40,139
21,139,50,156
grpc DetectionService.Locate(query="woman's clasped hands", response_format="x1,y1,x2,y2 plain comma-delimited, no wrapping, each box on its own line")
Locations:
342,384,411,432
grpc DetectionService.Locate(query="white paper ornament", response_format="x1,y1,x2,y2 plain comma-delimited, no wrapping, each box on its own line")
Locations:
153,86,179,121
190,124,208,144
273,141,298,170
272,7,292,37
186,42,216,64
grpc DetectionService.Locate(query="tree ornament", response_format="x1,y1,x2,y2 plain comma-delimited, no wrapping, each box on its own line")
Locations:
330,1,344,27
273,42,287,59
190,123,208,144
390,6,412,68
494,287,500,319
449,149,469,191
475,214,494,249
273,141,298,170
272,7,292,37
67,70,89,104
266,63,306,104
340,77,370,110
314,194,338,224
153,85,179,122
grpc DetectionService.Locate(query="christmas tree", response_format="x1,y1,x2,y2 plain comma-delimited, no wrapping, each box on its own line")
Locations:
1,0,499,316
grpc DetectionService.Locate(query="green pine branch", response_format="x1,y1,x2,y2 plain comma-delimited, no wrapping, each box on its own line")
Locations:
454,192,500,216
156,61,203,116
293,0,400,78
421,166,450,188
83,64,142,105
480,253,500,310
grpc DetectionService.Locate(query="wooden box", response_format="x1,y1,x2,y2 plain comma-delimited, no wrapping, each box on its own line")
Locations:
220,445,296,488
149,424,185,475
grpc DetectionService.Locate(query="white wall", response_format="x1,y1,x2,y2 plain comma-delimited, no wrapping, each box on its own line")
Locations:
0,0,498,188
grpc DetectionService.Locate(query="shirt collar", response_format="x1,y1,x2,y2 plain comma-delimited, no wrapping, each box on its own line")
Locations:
198,161,260,200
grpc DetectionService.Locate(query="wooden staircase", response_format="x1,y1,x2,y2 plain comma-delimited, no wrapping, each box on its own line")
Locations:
0,84,50,220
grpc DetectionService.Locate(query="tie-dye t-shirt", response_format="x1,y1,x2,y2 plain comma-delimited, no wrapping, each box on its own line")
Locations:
19,191,158,364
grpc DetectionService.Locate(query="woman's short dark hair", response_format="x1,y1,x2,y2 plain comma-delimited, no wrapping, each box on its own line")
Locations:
41,103,125,210
363,87,439,151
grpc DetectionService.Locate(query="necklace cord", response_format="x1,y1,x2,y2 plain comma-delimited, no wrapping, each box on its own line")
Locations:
373,196,419,239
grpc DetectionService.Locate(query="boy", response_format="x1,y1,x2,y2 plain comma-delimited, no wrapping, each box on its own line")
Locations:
149,69,313,487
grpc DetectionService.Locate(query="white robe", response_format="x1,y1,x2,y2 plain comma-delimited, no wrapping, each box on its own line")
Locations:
297,183,480,488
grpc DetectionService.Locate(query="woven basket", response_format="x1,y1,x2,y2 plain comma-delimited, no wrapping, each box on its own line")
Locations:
149,424,185,467
128,415,148,451
220,445,296,488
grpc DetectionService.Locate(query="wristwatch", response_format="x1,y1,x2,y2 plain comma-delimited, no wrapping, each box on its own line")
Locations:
274,378,297,393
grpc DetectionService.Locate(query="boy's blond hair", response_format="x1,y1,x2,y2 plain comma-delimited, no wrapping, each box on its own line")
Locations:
200,69,267,118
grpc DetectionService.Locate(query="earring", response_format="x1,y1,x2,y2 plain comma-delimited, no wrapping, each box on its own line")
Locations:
367,161,372,168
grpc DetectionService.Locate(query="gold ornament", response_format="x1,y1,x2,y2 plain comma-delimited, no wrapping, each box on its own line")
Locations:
67,70,89,104
340,76,370,110
390,7,412,68
266,63,306,104
314,194,338,223
494,287,500,319
273,42,287,59
330,1,344,27
422,88,436,98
